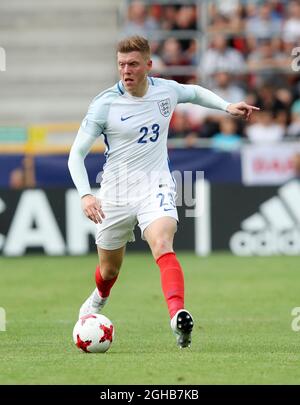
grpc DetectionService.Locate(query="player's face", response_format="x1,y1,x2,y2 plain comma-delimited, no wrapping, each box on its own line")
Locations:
117,51,152,96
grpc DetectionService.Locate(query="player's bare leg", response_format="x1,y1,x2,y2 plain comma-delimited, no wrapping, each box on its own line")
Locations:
144,217,194,348
79,246,125,318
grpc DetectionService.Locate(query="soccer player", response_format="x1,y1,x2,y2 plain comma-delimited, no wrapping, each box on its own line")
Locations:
68,35,259,348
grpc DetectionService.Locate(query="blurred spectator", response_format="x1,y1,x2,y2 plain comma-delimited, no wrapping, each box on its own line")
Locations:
271,38,294,73
160,38,191,83
174,5,197,32
208,11,231,34
148,4,161,27
173,6,197,52
9,155,36,189
282,39,297,73
213,0,240,17
201,34,246,77
282,0,300,43
245,1,261,21
275,86,293,126
270,0,286,17
191,72,246,134
208,1,244,34
183,39,199,66
160,6,178,30
211,116,242,151
287,99,300,137
168,109,199,147
245,3,282,41
174,101,205,138
245,110,285,143
123,0,158,38
212,71,246,104
150,41,165,75
247,38,286,82
255,83,287,118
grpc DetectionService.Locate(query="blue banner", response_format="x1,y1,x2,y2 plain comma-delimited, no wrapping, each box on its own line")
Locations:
0,149,242,188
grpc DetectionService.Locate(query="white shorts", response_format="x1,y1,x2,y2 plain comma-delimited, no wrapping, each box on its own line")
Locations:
95,187,178,250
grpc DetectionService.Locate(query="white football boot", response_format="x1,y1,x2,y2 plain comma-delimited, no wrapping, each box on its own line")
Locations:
170,309,194,348
78,288,108,319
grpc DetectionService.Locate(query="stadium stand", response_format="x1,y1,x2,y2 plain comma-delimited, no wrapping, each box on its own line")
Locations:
0,0,123,124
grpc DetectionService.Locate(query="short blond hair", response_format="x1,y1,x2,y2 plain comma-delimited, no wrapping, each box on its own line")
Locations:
117,36,151,59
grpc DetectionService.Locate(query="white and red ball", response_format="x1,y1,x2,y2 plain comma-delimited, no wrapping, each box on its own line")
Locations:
73,314,114,353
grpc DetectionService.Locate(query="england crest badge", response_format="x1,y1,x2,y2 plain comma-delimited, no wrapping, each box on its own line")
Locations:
158,98,171,117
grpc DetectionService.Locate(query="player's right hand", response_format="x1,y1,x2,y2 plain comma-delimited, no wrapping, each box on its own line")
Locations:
81,194,105,224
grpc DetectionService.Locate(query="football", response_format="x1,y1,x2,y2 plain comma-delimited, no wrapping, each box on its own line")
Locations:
73,313,114,353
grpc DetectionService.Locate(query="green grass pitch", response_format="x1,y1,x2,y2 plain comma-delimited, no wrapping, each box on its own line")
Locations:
0,253,300,385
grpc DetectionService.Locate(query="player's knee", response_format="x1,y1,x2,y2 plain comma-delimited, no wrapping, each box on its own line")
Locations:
100,264,120,280
151,238,173,259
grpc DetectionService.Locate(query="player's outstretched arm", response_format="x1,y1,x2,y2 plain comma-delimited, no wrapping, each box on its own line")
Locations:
226,102,260,121
165,80,260,120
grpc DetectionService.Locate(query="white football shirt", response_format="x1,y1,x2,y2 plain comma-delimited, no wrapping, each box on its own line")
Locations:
77,77,229,204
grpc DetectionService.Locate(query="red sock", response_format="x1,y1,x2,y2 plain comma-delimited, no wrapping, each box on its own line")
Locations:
95,265,118,298
156,252,184,319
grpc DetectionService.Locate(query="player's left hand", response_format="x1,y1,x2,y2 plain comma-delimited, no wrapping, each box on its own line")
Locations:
226,102,260,121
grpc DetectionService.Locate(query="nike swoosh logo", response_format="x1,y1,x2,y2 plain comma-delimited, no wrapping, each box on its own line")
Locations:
121,115,134,121
163,208,175,211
